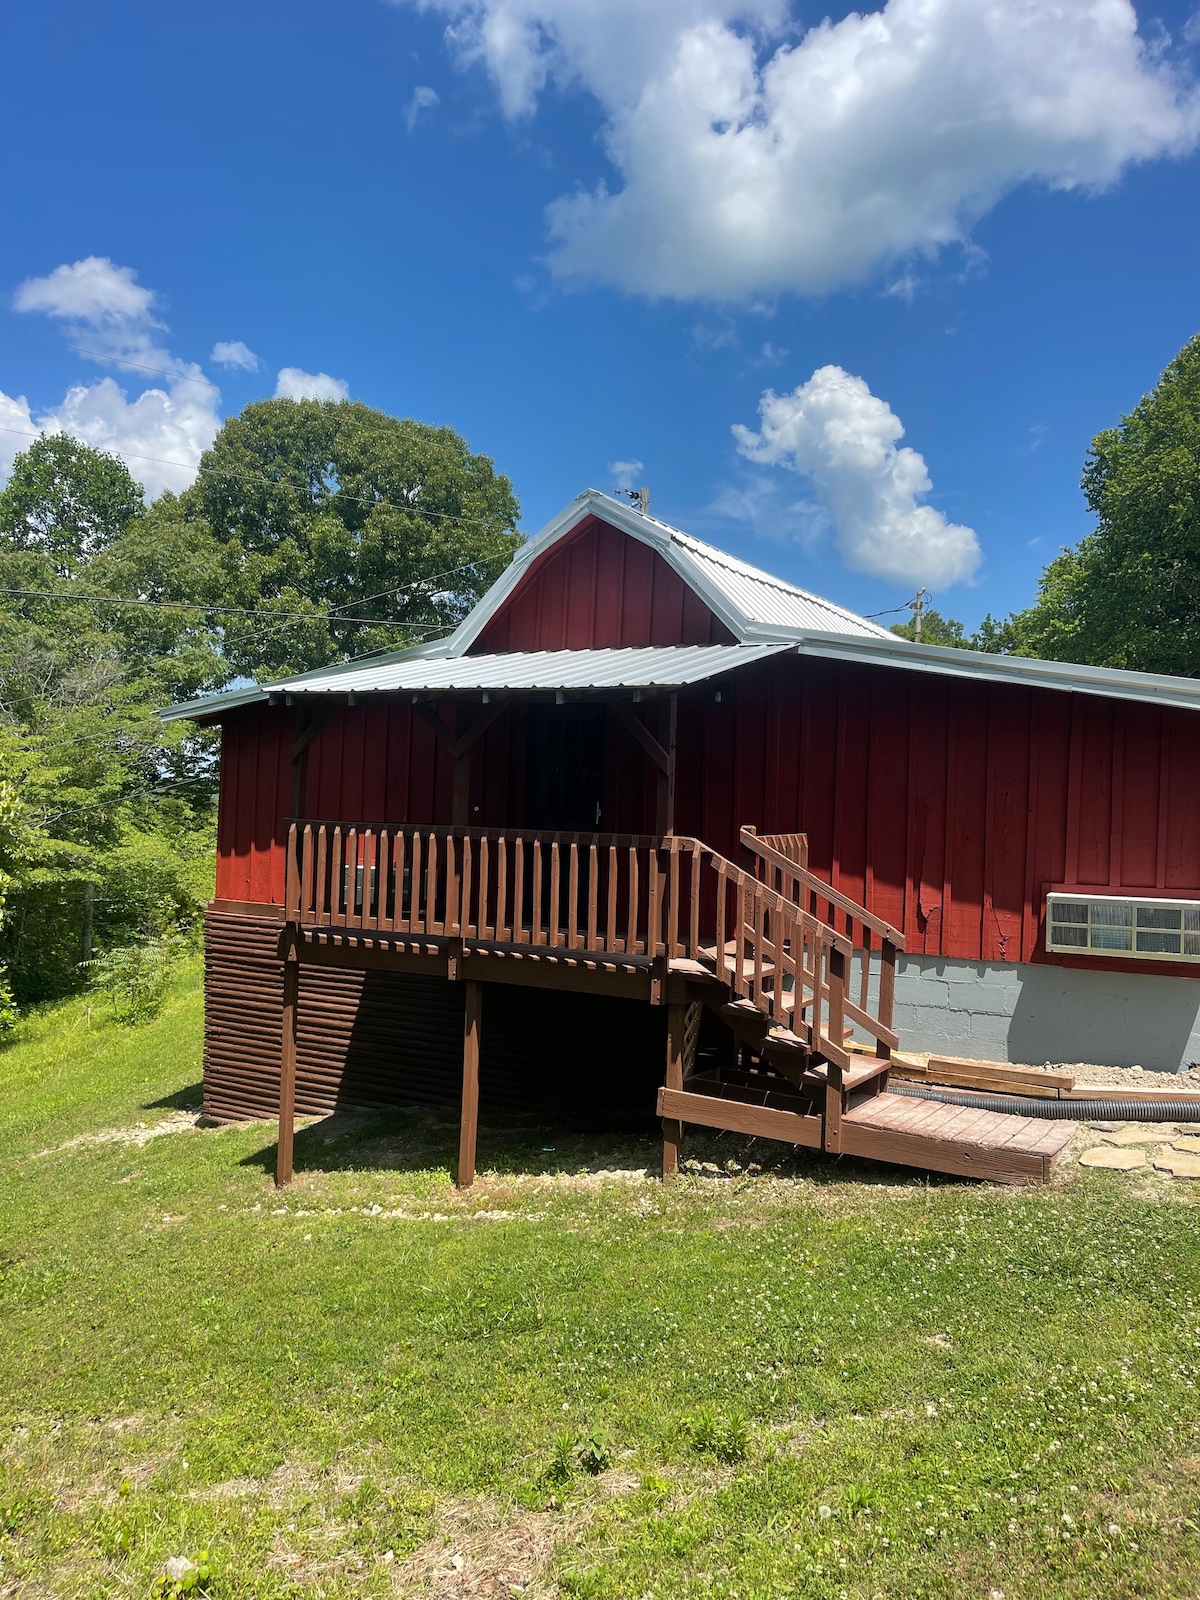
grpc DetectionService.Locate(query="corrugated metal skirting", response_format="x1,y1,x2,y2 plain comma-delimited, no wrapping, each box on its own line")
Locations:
203,909,667,1126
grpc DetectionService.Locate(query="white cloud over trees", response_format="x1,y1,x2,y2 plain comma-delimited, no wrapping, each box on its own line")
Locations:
733,366,981,586
405,0,1200,300
274,368,351,402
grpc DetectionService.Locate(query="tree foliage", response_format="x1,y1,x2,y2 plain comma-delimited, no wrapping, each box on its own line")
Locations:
0,400,521,1012
996,333,1200,674
890,609,982,649
184,399,521,675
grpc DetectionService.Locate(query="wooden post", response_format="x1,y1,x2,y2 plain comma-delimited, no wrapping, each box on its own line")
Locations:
452,754,470,828
824,946,847,1154
458,980,482,1188
656,694,678,837
276,942,299,1187
878,939,897,1062
662,1002,685,1180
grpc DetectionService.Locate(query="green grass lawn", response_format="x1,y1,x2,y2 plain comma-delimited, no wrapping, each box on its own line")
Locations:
2,959,1200,1598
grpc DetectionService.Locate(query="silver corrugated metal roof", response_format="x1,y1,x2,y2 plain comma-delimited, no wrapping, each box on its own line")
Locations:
441,490,891,654
162,644,788,718
665,525,893,639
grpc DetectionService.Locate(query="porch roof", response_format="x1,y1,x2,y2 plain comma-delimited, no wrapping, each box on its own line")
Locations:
162,643,789,720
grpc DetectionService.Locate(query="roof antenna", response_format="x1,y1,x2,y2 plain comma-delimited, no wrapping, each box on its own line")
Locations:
623,487,650,515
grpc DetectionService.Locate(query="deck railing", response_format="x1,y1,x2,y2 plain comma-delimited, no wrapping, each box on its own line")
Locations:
284,821,892,1066
741,825,901,1059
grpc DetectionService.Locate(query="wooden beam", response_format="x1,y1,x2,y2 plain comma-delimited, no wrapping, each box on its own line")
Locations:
606,698,670,774
276,946,299,1187
659,693,678,837
458,980,482,1188
414,698,507,762
658,1086,823,1148
663,1002,685,1179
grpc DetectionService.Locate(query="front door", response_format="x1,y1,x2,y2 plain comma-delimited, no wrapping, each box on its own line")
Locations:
526,704,606,832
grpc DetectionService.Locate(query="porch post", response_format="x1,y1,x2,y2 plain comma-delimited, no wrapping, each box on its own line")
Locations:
276,939,299,1187
458,979,482,1188
662,1001,685,1179
656,693,678,836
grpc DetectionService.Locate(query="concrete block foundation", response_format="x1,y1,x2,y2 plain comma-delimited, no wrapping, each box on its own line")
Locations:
887,956,1200,1073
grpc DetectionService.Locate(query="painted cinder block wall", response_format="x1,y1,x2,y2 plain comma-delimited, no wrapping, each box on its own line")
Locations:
213,514,1200,1069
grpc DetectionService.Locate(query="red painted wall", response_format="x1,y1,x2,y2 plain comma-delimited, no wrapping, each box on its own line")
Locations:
214,518,1200,973
472,516,736,651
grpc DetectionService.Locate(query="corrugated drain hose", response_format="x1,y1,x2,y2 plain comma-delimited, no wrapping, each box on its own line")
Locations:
890,1083,1200,1121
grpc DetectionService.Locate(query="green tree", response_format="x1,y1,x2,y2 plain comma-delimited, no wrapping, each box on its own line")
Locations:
0,435,144,576
1001,333,1200,674
185,398,522,676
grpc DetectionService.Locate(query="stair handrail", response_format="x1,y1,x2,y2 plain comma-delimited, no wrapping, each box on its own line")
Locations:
740,825,905,950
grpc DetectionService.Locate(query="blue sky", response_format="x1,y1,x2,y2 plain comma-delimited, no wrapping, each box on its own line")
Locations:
5,0,1200,630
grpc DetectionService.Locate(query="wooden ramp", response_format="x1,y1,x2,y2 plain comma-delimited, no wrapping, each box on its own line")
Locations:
840,1092,1076,1185
659,1078,1076,1186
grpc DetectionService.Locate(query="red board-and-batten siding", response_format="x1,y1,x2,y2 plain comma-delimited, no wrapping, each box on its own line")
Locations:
215,515,1200,972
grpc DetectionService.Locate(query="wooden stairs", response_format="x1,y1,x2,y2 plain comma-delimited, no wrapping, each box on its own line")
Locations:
656,829,1075,1186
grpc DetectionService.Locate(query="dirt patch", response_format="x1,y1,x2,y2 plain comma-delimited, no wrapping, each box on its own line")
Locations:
392,1498,564,1598
29,1110,207,1157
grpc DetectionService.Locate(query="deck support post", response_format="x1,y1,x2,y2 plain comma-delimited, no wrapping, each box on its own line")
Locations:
276,938,299,1187
458,979,482,1188
662,1001,685,1179
656,694,678,837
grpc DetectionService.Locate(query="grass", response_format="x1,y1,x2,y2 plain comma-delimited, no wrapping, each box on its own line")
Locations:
2,958,1200,1598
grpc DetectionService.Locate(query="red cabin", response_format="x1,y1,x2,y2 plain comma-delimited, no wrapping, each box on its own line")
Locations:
167,490,1200,1186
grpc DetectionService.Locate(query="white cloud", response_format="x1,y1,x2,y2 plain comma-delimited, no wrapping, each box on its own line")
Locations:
732,365,981,586
408,0,1200,300
275,367,351,402
5,256,222,497
211,339,261,370
0,391,37,482
608,457,644,491
405,84,441,130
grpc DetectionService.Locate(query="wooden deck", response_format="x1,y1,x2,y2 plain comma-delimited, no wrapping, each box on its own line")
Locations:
270,820,1073,1190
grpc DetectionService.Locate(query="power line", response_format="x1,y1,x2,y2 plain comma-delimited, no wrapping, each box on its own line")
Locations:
0,424,522,532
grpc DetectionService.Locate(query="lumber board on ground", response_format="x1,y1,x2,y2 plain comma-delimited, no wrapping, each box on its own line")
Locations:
892,1056,1074,1097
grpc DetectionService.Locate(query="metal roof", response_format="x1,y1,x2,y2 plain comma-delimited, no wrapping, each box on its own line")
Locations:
162,644,788,719
439,489,892,654
160,488,1200,723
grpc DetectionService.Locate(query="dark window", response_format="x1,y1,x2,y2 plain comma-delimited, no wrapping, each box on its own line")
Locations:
526,705,606,832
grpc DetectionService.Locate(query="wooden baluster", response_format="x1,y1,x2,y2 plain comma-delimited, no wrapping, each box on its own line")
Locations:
627,846,640,954
606,844,618,952
496,836,508,941
461,835,473,938
648,846,661,958
667,839,681,958
315,825,329,924
587,843,599,950
391,831,406,931
478,836,490,940
878,939,897,1062
513,837,525,942
377,828,390,926
364,830,379,930
714,862,727,984
346,828,360,927
734,876,747,999
568,842,581,949
300,823,315,922
425,832,437,935
445,834,458,936
410,832,422,933
825,944,847,1152
689,843,701,959
532,841,545,946
330,826,344,924
752,885,765,1011
285,823,299,919
549,841,562,947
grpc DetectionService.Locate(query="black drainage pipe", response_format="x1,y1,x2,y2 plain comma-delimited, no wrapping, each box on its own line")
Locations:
889,1083,1200,1122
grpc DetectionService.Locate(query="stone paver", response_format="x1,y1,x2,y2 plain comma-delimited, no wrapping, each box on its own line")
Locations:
1078,1146,1147,1170
1088,1121,1121,1132
1153,1151,1200,1179
1172,1135,1200,1154
1102,1125,1170,1146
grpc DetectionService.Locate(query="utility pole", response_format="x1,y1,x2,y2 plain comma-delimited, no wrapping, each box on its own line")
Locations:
912,587,927,644
623,487,650,514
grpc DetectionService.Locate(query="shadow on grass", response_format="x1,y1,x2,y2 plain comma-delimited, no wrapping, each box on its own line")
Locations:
234,1101,976,1191
144,1083,206,1112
